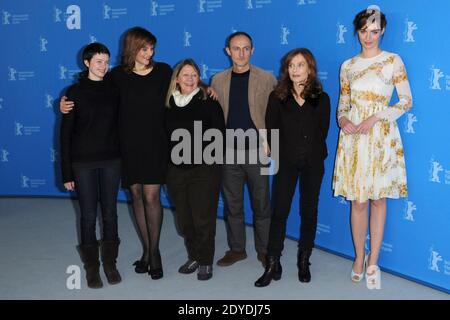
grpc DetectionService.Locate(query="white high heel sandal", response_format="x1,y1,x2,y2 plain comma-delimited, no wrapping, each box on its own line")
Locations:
351,254,367,282
366,265,381,289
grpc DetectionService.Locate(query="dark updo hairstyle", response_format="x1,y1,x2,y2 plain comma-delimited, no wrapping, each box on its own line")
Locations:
353,6,387,35
79,42,110,79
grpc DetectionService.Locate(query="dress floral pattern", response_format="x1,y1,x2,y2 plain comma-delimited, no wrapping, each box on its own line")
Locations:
333,51,412,202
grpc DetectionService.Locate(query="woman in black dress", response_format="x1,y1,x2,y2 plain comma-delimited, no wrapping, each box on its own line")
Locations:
110,27,171,279
61,27,172,279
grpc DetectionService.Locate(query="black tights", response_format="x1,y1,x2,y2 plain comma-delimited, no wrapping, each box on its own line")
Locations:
129,184,163,269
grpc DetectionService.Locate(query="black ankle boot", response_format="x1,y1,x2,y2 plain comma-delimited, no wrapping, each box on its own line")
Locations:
149,250,163,280
254,256,282,287
78,242,103,289
298,249,312,283
101,240,122,285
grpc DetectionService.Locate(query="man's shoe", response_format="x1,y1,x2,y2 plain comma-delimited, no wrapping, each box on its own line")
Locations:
178,259,199,274
216,250,247,267
197,265,213,281
257,253,267,268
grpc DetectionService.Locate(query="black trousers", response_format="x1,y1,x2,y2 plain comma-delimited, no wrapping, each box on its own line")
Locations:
267,158,324,257
166,164,221,266
72,159,121,245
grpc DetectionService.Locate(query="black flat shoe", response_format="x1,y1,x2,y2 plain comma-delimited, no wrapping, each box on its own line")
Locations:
133,259,149,274
149,267,163,280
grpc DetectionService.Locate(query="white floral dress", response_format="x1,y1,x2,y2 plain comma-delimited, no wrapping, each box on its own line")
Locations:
333,51,413,202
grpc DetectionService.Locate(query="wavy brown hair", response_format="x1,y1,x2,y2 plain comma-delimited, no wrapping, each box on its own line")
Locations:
273,48,322,101
165,59,207,108
121,27,157,73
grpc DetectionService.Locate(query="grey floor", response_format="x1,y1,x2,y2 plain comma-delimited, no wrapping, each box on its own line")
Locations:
0,197,448,300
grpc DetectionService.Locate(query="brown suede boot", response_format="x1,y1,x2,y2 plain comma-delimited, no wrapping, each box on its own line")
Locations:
100,240,122,285
78,242,103,289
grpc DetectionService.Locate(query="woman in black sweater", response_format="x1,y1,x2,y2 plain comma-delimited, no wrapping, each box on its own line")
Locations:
165,59,225,281
60,43,121,289
61,28,172,279
255,48,330,287
60,28,218,279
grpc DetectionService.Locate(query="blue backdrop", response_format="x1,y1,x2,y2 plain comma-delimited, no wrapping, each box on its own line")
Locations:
0,0,448,293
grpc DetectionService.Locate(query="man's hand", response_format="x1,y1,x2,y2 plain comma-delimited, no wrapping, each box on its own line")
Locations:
60,96,75,114
206,87,218,101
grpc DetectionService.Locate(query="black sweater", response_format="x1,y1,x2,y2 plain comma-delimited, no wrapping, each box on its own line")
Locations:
265,91,330,165
60,77,120,183
227,70,255,131
166,91,225,169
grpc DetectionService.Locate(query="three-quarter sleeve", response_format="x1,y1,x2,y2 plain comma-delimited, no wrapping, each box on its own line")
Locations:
337,61,351,124
375,54,413,122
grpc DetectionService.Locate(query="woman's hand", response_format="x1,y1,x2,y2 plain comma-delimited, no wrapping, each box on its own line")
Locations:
339,117,358,135
206,87,218,101
64,181,75,191
357,115,380,134
60,96,75,114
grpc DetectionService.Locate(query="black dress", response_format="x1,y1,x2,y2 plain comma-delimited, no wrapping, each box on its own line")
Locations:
109,62,172,187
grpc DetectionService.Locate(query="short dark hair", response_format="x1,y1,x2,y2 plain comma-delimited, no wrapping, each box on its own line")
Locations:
82,42,110,62
353,7,387,35
226,31,253,48
79,42,110,79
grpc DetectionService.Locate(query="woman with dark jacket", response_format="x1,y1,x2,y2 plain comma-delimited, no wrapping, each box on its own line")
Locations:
255,48,330,287
165,59,225,281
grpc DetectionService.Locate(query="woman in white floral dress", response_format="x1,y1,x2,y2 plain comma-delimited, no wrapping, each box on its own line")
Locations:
333,8,412,289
